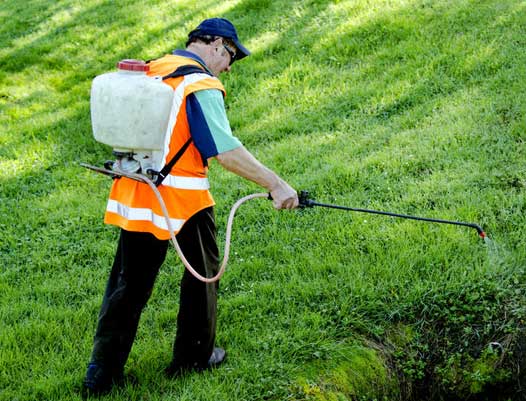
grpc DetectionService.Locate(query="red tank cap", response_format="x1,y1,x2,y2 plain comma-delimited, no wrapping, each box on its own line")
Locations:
116,59,150,72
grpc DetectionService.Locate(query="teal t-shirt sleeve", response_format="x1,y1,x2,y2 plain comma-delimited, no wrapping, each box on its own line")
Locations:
193,89,242,155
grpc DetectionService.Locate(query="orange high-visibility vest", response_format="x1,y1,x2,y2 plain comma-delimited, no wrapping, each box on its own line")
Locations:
104,54,226,240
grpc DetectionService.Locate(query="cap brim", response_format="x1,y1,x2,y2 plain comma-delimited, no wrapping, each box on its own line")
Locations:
232,39,251,61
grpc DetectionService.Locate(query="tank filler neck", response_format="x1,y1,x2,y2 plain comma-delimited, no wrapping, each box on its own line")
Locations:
116,59,150,73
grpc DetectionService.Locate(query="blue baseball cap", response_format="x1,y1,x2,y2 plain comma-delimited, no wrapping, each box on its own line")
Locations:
188,18,251,62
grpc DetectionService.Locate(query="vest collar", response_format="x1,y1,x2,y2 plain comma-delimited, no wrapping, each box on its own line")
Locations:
172,49,214,76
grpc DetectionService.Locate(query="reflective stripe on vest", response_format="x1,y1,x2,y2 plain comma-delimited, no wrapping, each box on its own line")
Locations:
162,175,210,190
161,73,214,165
107,199,184,232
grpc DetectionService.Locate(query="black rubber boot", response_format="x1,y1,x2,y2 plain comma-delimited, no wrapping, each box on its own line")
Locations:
165,347,226,378
82,363,124,397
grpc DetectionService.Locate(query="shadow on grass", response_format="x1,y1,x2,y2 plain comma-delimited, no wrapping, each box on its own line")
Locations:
1,0,521,157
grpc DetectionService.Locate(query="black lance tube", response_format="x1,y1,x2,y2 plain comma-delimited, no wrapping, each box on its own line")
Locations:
298,191,486,239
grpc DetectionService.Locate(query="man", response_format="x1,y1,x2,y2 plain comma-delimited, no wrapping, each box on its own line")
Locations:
83,17,299,395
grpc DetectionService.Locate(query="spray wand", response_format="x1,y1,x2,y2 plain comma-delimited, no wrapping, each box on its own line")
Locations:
296,191,486,240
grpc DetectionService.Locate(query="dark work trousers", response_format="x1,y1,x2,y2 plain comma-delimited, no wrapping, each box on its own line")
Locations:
89,207,220,373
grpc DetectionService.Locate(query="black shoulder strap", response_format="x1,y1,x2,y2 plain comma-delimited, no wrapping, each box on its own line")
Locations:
151,64,213,186
162,65,212,80
155,137,193,186
145,56,211,78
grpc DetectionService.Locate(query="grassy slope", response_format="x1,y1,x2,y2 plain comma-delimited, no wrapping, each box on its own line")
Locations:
1,0,525,400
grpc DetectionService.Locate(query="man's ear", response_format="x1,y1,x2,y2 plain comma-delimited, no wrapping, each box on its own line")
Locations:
211,37,223,47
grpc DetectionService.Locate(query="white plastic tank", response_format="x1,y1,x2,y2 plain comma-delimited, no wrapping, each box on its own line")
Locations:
90,59,174,154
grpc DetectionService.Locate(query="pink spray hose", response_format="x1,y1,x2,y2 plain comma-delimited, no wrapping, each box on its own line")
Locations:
108,169,268,283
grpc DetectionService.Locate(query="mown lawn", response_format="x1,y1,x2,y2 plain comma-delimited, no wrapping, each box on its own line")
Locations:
1,0,525,400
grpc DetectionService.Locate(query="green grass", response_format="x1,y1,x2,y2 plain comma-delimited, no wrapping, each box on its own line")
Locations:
1,0,526,400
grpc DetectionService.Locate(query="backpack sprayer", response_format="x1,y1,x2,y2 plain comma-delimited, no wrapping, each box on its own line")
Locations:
89,59,174,177
84,59,487,283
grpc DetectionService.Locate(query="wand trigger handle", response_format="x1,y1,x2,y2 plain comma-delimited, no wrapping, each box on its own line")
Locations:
267,190,314,208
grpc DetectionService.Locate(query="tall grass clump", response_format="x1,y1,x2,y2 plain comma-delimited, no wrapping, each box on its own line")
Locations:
1,0,525,400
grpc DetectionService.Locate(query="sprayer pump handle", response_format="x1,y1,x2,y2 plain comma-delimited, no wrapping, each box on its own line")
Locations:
267,190,314,208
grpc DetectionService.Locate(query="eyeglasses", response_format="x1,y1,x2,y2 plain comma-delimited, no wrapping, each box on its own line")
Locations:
222,41,236,65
